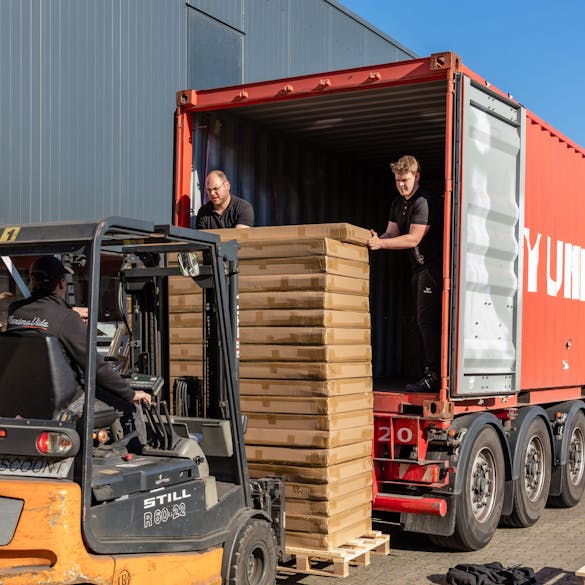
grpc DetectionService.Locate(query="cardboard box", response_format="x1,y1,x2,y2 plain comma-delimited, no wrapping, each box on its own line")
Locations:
244,425,372,448
237,238,368,262
169,276,201,296
170,327,202,344
204,223,370,246
245,409,373,432
170,344,203,361
239,291,368,312
285,519,372,550
169,294,204,312
285,502,371,534
171,289,370,311
240,327,371,346
240,377,372,397
169,313,203,328
239,361,372,380
286,486,372,516
245,441,371,466
283,471,372,502
170,361,203,378
239,310,370,328
248,455,372,484
240,393,373,415
240,344,371,363
239,256,368,279
239,273,369,295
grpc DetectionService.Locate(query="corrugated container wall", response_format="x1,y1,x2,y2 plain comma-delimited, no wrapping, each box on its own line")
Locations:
521,115,585,389
0,0,415,225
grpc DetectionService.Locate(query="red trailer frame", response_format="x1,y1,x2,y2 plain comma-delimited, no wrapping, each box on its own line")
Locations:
173,52,585,550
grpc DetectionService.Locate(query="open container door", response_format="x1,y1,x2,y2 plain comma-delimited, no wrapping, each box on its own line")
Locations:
450,75,526,397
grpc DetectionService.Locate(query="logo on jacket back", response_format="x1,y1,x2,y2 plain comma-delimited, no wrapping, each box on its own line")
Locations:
7,315,49,329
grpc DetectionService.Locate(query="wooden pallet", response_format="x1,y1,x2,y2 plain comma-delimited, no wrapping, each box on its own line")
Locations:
279,531,390,578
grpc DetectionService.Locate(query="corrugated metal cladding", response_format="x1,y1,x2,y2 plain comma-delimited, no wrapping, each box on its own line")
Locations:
243,0,414,84
187,0,416,89
0,0,414,225
521,116,585,390
0,0,187,225
191,80,447,378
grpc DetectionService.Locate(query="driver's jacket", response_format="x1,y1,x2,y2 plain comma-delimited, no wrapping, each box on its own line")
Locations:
7,293,134,401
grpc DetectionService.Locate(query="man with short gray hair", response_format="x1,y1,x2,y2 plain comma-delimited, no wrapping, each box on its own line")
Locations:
196,170,254,229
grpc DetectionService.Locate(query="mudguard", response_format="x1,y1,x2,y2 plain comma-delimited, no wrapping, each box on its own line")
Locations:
546,400,585,496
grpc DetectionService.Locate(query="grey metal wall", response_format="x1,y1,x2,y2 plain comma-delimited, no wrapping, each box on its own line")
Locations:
244,0,414,84
188,0,416,89
0,0,414,225
0,0,187,225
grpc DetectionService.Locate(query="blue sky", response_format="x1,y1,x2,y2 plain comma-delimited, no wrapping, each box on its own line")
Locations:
341,0,585,148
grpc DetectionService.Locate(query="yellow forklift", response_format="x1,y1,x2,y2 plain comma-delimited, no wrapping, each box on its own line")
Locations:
0,218,284,585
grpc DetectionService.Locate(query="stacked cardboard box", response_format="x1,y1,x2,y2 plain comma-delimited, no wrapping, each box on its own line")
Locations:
168,293,203,382
169,224,374,551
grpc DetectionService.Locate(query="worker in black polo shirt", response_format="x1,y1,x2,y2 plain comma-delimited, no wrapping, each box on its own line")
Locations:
367,155,443,392
195,170,254,229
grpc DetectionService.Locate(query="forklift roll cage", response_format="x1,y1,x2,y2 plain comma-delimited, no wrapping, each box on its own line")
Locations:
0,217,265,557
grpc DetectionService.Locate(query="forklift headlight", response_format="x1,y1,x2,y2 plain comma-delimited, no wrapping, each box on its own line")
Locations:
178,252,200,277
36,431,75,456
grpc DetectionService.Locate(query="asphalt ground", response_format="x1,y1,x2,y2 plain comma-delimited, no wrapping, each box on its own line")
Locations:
278,498,585,585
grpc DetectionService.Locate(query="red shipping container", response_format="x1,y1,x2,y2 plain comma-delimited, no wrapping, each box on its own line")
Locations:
174,52,585,551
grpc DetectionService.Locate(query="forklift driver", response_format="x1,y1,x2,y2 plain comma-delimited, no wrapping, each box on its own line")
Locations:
6,256,152,419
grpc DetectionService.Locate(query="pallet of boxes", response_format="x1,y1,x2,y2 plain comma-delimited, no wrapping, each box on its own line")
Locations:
169,223,389,578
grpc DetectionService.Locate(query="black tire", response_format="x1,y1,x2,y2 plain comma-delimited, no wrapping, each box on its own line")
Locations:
439,426,505,551
501,417,551,527
549,411,585,508
427,533,452,549
226,518,277,585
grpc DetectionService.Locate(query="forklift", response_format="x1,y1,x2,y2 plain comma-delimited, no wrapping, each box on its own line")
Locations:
0,217,284,585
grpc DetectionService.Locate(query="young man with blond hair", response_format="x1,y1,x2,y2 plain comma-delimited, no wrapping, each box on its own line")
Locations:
368,155,443,392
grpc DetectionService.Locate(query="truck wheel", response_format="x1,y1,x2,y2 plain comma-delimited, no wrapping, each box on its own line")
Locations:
438,426,504,551
549,410,585,508
227,518,277,585
501,417,551,527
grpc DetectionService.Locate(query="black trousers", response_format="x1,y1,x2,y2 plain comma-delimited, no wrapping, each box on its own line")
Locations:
412,263,442,375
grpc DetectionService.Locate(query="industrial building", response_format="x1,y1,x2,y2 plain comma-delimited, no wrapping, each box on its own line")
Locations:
0,0,414,225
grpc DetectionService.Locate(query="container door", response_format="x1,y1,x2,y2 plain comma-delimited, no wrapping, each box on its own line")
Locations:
450,75,526,396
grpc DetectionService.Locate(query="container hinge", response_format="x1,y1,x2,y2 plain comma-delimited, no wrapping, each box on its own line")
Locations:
176,89,197,108
430,52,461,71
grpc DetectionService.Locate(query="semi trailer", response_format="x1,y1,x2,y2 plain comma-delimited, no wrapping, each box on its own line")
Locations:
173,51,585,550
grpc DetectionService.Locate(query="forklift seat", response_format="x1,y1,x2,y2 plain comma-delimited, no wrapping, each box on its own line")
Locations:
0,332,78,420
